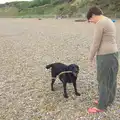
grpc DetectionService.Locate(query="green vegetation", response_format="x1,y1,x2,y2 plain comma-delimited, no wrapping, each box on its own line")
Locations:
0,0,120,18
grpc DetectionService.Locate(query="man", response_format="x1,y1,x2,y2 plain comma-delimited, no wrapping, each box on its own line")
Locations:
86,6,119,113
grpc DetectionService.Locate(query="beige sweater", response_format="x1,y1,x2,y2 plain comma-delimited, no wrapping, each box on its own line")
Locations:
90,17,118,60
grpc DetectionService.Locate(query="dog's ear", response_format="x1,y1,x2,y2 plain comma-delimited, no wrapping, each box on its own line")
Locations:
67,64,74,71
76,65,79,71
68,64,77,70
69,64,79,72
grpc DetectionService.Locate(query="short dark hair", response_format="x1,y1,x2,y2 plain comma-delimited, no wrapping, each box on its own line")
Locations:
86,6,103,20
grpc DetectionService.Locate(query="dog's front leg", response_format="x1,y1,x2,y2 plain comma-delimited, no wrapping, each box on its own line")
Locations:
73,81,80,96
63,82,68,98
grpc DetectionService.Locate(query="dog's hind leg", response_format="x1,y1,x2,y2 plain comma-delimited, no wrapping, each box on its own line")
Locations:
73,81,80,96
51,77,56,91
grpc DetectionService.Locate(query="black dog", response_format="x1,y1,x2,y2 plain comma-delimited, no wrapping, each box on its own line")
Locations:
46,62,80,98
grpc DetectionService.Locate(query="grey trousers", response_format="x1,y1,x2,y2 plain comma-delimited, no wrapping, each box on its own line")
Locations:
96,52,119,110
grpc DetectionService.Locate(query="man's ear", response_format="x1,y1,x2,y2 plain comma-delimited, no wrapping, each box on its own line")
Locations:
92,14,96,17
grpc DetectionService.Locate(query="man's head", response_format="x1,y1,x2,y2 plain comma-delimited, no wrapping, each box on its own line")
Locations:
86,6,103,23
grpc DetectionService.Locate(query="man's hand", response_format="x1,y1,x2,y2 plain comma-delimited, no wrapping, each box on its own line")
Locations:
89,55,96,69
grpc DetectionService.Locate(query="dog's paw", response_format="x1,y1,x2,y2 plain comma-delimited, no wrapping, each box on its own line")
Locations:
64,94,68,98
75,92,80,96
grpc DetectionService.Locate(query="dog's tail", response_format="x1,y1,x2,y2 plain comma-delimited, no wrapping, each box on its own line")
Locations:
46,64,53,69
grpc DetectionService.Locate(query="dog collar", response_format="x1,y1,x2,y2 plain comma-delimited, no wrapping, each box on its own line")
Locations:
58,71,77,78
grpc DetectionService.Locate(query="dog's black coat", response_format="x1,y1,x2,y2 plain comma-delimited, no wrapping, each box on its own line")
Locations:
46,62,80,98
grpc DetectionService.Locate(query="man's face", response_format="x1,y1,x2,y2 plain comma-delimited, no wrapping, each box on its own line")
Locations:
88,15,97,23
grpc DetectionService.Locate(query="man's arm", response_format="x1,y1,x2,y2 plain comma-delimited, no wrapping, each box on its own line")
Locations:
89,23,103,61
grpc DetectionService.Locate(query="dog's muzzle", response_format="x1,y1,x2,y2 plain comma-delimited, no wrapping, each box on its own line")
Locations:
72,72,78,77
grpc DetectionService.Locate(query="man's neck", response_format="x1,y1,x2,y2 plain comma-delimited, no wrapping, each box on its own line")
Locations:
96,15,105,23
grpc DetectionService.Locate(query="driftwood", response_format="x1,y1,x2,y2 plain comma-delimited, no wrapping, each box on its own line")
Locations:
75,19,86,22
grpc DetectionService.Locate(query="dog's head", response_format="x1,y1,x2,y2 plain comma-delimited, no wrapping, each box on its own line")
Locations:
67,64,79,77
